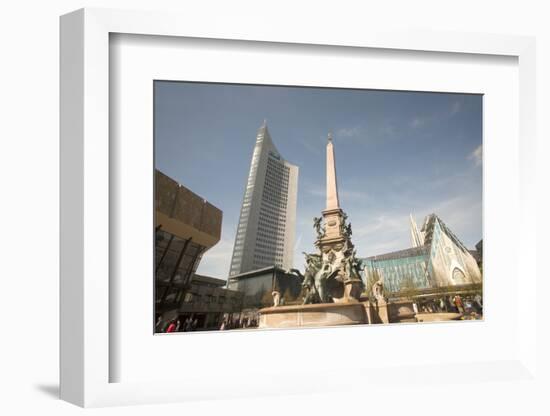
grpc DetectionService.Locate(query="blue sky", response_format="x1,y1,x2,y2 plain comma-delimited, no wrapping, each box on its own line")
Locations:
155,81,482,278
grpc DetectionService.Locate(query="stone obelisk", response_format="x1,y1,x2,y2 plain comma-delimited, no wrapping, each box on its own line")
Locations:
326,132,340,211
314,132,364,302
320,133,346,246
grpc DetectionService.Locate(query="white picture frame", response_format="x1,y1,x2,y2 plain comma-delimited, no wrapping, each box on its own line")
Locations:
60,7,539,408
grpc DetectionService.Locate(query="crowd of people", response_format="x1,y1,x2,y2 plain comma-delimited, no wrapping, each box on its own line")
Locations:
412,293,483,317
155,316,200,333
156,293,483,332
219,316,258,330
156,314,260,333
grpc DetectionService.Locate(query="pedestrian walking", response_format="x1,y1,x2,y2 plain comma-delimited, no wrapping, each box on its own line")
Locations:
166,320,177,333
474,293,483,314
155,316,164,332
453,295,464,314
184,317,193,332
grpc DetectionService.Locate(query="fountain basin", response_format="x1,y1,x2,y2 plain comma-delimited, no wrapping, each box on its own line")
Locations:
415,312,462,322
259,302,368,329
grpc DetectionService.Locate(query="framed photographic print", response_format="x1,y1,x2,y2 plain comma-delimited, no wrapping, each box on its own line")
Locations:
60,7,539,408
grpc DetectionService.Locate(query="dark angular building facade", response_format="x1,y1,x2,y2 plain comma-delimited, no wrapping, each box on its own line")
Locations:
155,170,242,331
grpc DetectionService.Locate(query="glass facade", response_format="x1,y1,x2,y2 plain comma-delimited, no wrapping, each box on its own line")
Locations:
254,155,290,269
362,246,430,294
155,228,205,307
229,134,262,274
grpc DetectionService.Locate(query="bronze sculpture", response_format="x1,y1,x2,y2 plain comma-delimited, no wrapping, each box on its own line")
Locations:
290,215,364,305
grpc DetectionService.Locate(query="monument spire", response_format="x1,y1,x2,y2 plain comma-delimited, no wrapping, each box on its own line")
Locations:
409,213,424,247
326,132,340,211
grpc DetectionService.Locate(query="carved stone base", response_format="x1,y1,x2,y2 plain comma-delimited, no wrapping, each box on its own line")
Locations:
369,301,389,324
415,312,462,322
332,279,363,303
259,302,368,329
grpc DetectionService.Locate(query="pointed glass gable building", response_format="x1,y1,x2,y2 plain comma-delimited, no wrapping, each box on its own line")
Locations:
362,213,482,294
228,122,299,276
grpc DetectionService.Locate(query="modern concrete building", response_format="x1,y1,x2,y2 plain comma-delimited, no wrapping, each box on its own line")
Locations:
155,170,241,330
227,266,302,309
229,121,299,276
174,274,244,330
362,214,482,295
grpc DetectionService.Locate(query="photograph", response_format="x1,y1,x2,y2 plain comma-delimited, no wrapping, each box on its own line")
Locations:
153,81,483,333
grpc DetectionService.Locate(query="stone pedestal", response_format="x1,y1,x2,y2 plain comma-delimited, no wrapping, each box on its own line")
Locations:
333,278,363,303
415,312,462,322
387,300,416,323
321,208,345,241
369,300,389,324
259,302,368,329
377,302,389,324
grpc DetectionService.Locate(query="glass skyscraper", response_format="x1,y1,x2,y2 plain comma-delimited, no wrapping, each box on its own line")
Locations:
229,121,298,276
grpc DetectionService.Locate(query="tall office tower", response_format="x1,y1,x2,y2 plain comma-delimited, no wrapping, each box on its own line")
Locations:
229,121,299,276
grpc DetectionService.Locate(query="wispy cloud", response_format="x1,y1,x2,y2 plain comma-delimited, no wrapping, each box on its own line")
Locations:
298,135,325,154
353,213,406,238
340,189,369,201
305,186,324,198
409,100,462,130
336,126,361,138
410,117,426,129
430,195,482,245
351,212,411,256
379,121,396,137
347,188,482,257
468,145,482,166
337,121,398,143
